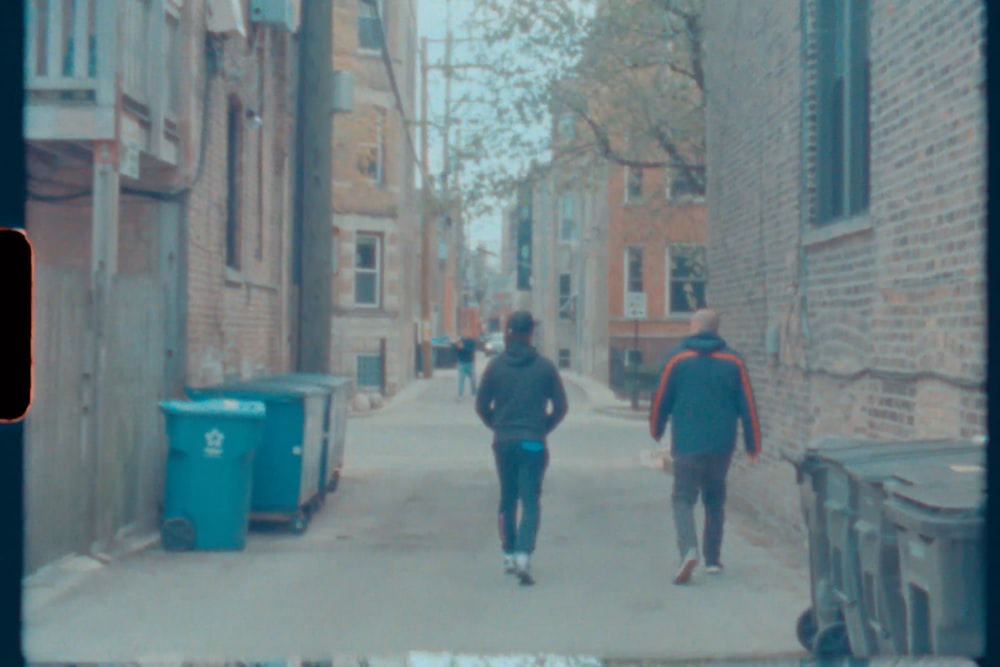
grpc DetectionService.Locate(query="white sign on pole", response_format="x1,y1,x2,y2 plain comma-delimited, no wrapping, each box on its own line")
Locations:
625,292,647,319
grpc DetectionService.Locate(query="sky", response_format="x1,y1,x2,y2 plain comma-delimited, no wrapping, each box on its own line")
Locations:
416,0,504,257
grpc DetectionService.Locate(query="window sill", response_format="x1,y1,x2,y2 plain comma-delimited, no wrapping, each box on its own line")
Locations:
803,214,873,249
224,266,244,287
357,48,383,58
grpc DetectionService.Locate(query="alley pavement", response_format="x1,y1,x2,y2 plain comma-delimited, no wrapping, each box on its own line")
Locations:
23,365,813,663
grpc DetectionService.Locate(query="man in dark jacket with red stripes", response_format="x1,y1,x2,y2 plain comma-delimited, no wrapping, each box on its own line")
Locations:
649,308,761,585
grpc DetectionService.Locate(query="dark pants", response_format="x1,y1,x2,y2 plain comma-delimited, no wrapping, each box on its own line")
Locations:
493,439,549,554
671,450,733,564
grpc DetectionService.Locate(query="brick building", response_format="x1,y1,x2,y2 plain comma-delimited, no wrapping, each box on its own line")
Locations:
24,0,302,572
330,0,419,396
606,163,707,391
703,0,986,537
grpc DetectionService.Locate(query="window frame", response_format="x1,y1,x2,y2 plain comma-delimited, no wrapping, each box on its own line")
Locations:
354,232,382,308
558,348,571,369
357,0,385,52
358,106,387,186
559,192,576,242
558,273,572,320
813,0,870,225
625,166,643,203
225,97,244,271
625,245,644,298
666,243,708,315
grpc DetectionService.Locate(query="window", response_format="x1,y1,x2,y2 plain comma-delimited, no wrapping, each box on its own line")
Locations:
356,354,383,389
358,0,385,51
357,107,386,185
225,98,244,270
815,0,870,223
558,349,571,369
625,349,642,368
626,246,643,293
559,193,576,241
671,167,706,201
625,166,643,202
558,273,572,320
355,233,382,307
667,244,707,314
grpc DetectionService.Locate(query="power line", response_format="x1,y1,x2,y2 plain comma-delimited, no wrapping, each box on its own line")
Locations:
369,0,429,184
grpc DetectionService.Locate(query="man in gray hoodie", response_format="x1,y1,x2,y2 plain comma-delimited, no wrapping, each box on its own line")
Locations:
475,311,569,586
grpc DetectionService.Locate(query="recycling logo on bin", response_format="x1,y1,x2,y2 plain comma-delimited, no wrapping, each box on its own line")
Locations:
204,428,225,458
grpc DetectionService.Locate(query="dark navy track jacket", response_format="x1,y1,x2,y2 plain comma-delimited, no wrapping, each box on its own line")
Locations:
649,332,761,457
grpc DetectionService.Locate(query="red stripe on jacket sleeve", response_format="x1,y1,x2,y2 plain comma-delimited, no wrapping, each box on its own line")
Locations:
713,352,762,455
648,351,696,441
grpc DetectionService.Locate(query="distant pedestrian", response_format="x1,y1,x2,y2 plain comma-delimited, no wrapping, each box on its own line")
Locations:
475,311,568,586
453,334,478,399
649,308,761,585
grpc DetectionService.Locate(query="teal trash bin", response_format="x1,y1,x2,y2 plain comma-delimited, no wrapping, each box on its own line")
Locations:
266,374,353,496
820,439,983,657
159,398,265,551
185,380,327,534
884,454,986,657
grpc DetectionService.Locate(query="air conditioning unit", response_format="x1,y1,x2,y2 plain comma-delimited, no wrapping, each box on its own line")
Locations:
206,0,247,37
249,0,301,33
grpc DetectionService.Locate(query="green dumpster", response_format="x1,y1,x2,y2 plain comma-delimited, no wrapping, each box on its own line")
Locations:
185,380,327,534
159,398,265,551
884,454,986,656
266,374,353,496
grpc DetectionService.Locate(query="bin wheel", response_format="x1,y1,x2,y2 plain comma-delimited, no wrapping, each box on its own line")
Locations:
161,517,195,552
813,622,851,658
289,512,309,535
796,607,818,651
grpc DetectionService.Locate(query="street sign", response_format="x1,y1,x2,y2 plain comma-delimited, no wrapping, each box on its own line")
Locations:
625,292,647,319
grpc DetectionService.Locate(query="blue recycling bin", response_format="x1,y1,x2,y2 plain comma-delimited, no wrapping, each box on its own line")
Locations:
159,398,266,551
185,380,327,534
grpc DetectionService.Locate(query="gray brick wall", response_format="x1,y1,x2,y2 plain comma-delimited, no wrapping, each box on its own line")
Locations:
704,0,986,542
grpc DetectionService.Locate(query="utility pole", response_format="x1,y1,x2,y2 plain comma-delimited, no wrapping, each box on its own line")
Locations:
295,0,334,373
419,36,433,379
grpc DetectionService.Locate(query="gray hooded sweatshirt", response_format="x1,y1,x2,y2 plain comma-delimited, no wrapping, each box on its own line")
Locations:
475,341,569,443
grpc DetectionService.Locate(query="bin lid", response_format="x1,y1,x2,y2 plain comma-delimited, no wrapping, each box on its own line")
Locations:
268,373,353,389
807,436,971,465
160,398,266,417
185,381,326,402
835,443,984,486
885,471,985,517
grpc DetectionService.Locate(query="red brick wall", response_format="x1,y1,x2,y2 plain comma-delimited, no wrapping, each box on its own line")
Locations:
606,165,706,363
704,0,986,540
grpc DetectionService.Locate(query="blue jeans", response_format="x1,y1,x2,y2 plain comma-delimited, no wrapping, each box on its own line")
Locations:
458,361,477,396
493,440,549,554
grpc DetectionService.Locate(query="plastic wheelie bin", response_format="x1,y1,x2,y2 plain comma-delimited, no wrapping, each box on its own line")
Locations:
788,436,892,657
884,456,986,656
185,380,327,534
159,398,266,551
821,440,984,656
265,374,353,496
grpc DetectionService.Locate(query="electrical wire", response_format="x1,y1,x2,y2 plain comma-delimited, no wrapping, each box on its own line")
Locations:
369,0,429,183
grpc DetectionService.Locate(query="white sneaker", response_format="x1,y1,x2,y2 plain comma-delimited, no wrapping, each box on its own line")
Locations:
502,554,516,574
705,563,723,575
673,549,698,585
514,552,534,586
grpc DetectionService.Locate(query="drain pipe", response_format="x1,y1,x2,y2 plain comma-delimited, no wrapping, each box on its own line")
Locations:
798,0,812,352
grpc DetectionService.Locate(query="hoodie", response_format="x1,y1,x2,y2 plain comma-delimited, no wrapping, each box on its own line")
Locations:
475,341,568,443
649,331,761,457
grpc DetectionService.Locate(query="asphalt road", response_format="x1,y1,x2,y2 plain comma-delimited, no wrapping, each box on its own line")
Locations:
22,369,811,663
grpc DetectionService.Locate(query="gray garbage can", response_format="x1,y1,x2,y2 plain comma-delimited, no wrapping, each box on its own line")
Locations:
822,441,984,656
884,457,986,656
